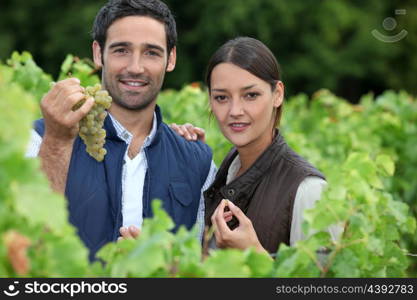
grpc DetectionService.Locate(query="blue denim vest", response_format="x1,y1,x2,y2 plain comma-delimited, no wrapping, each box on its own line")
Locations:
34,106,212,260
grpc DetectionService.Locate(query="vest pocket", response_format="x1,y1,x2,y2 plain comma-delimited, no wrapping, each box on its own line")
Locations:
169,181,195,228
169,182,193,206
69,186,110,253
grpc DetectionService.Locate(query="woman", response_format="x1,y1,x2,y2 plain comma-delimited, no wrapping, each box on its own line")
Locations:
173,37,329,256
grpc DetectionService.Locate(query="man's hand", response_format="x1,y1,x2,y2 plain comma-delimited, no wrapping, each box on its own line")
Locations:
170,123,206,143
118,226,141,241
38,78,95,194
41,78,94,142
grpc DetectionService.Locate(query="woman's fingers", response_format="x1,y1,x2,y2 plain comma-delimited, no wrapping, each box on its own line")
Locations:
223,211,233,222
171,123,194,140
181,123,200,140
212,200,232,239
170,123,207,142
211,201,264,252
184,124,206,142
227,200,252,227
170,123,185,136
211,204,222,245
182,123,194,140
193,127,206,143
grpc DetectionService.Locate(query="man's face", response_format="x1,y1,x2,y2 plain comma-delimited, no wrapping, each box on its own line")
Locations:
93,16,176,111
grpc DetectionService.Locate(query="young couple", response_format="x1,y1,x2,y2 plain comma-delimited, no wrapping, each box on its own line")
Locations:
27,0,330,260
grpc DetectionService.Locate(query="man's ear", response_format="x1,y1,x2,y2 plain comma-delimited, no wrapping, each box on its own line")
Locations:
273,81,285,108
92,41,103,68
166,46,176,72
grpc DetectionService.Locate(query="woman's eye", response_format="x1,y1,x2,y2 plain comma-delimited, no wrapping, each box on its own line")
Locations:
213,95,227,102
245,92,260,100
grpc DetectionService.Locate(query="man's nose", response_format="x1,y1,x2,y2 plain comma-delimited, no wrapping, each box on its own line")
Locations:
126,53,145,74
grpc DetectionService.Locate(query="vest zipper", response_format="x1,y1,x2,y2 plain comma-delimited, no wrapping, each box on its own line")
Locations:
143,147,150,217
113,144,127,240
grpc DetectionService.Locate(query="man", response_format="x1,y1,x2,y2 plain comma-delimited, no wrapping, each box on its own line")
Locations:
26,0,216,261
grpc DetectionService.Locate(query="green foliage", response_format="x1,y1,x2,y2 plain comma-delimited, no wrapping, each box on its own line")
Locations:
0,52,416,277
57,54,100,87
281,89,417,276
0,59,89,277
6,51,52,106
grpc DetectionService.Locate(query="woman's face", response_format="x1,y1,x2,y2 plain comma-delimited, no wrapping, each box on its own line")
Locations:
209,63,283,151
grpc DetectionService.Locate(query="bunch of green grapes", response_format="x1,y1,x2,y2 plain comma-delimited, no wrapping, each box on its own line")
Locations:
75,83,112,161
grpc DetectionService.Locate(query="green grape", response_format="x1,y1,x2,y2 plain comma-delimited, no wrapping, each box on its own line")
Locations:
73,83,112,162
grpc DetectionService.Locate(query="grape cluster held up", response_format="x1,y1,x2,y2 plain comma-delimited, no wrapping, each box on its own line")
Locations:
75,83,112,162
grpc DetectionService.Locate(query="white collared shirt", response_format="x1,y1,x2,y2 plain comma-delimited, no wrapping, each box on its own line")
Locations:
26,113,217,240
109,113,155,230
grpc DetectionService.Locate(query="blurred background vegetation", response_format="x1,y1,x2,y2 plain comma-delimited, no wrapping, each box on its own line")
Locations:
0,0,416,102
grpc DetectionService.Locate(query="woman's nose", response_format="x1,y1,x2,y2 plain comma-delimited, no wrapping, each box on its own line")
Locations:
229,98,244,117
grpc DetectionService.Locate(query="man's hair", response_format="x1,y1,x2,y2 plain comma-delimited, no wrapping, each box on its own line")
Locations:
92,0,177,55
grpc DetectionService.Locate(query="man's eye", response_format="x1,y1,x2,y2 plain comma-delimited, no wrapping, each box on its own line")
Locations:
147,50,161,56
114,48,127,54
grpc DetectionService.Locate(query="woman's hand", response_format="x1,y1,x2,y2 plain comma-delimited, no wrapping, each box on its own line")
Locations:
211,199,267,254
170,123,206,143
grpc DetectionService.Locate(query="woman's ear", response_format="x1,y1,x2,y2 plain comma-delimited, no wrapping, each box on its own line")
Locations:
273,81,285,108
92,41,103,68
